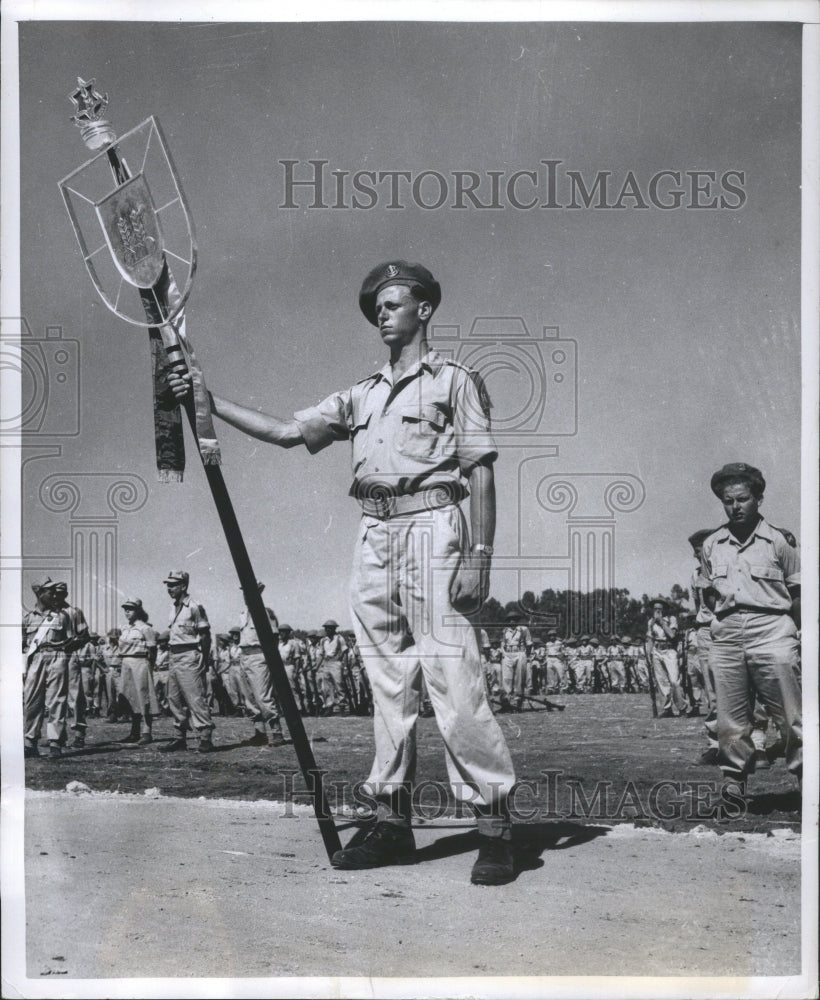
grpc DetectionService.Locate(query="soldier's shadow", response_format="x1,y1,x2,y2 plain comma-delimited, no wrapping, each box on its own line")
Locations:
414,821,611,879
745,789,802,815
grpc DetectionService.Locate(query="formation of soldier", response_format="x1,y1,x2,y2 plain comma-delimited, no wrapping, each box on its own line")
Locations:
22,570,376,758
23,461,802,811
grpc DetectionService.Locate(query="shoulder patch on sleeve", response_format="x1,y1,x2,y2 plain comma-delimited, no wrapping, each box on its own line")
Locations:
772,525,797,547
468,370,493,417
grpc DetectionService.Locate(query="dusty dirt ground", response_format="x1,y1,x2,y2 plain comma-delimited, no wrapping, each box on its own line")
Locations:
12,695,811,994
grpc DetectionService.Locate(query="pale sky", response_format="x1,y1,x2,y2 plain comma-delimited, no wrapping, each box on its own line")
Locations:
15,19,803,634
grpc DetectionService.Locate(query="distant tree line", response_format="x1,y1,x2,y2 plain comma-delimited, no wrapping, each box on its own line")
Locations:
470,584,693,642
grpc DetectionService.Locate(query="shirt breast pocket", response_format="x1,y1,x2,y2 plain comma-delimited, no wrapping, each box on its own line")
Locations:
749,564,785,584
396,404,446,460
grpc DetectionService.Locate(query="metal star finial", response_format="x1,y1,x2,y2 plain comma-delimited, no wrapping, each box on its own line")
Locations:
68,77,117,151
69,77,109,126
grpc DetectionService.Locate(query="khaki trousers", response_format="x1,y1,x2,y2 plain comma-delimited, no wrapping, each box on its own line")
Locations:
239,650,281,726
350,505,515,837
167,649,214,737
709,612,801,779
24,648,69,745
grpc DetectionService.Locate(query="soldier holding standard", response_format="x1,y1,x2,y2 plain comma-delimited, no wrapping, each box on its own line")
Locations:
170,260,517,884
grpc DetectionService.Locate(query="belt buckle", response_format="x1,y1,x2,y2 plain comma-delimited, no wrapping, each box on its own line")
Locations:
372,493,395,520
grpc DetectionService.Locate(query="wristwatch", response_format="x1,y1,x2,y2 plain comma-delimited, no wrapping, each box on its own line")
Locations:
472,544,494,556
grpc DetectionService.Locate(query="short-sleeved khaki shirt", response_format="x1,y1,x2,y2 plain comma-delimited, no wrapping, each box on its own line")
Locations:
168,594,210,648
294,350,497,498
700,517,800,615
119,620,158,658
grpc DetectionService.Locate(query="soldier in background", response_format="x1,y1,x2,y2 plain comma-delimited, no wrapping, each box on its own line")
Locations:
160,570,215,754
304,630,324,716
279,624,308,714
562,637,579,692
23,577,72,759
226,626,247,716
590,637,609,693
627,636,649,692
117,598,159,745
530,638,547,694
52,581,89,749
606,636,626,693
317,619,348,716
574,635,594,693
212,633,238,716
344,628,372,715
237,581,286,747
80,631,103,717
500,611,532,712
544,631,565,693
646,598,686,717
153,630,171,716
100,628,123,722
700,463,802,790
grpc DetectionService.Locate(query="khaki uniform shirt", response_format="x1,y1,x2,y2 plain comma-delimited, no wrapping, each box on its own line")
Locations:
700,517,800,616
646,616,678,647
294,350,497,497
23,607,72,653
238,606,279,648
502,626,532,653
319,633,348,664
279,637,303,667
119,620,158,658
690,566,715,626
168,595,210,649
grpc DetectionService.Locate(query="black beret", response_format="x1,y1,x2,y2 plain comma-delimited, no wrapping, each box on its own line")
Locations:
710,463,765,498
687,528,715,549
359,260,441,326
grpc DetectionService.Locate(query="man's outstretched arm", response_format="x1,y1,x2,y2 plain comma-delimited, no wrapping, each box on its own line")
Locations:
168,373,304,448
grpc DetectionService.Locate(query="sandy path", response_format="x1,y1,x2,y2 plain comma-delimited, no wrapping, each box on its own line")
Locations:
19,789,802,986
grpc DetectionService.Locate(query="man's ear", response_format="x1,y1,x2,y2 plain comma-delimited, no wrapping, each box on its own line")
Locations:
417,300,432,322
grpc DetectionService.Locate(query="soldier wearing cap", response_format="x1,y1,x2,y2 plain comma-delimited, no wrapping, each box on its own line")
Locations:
590,637,609,693
574,635,594,692
278,624,307,714
22,577,73,758
52,581,90,748
117,598,159,745
160,570,214,753
562,637,579,692
316,619,349,716
645,597,686,717
170,260,517,884
700,463,801,789
529,637,547,694
605,635,626,693
237,582,286,747
500,611,532,712
303,630,324,715
342,628,371,715
544,631,565,694
225,627,248,716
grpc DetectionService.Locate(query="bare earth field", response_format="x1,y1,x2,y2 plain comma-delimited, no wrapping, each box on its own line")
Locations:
15,694,809,993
